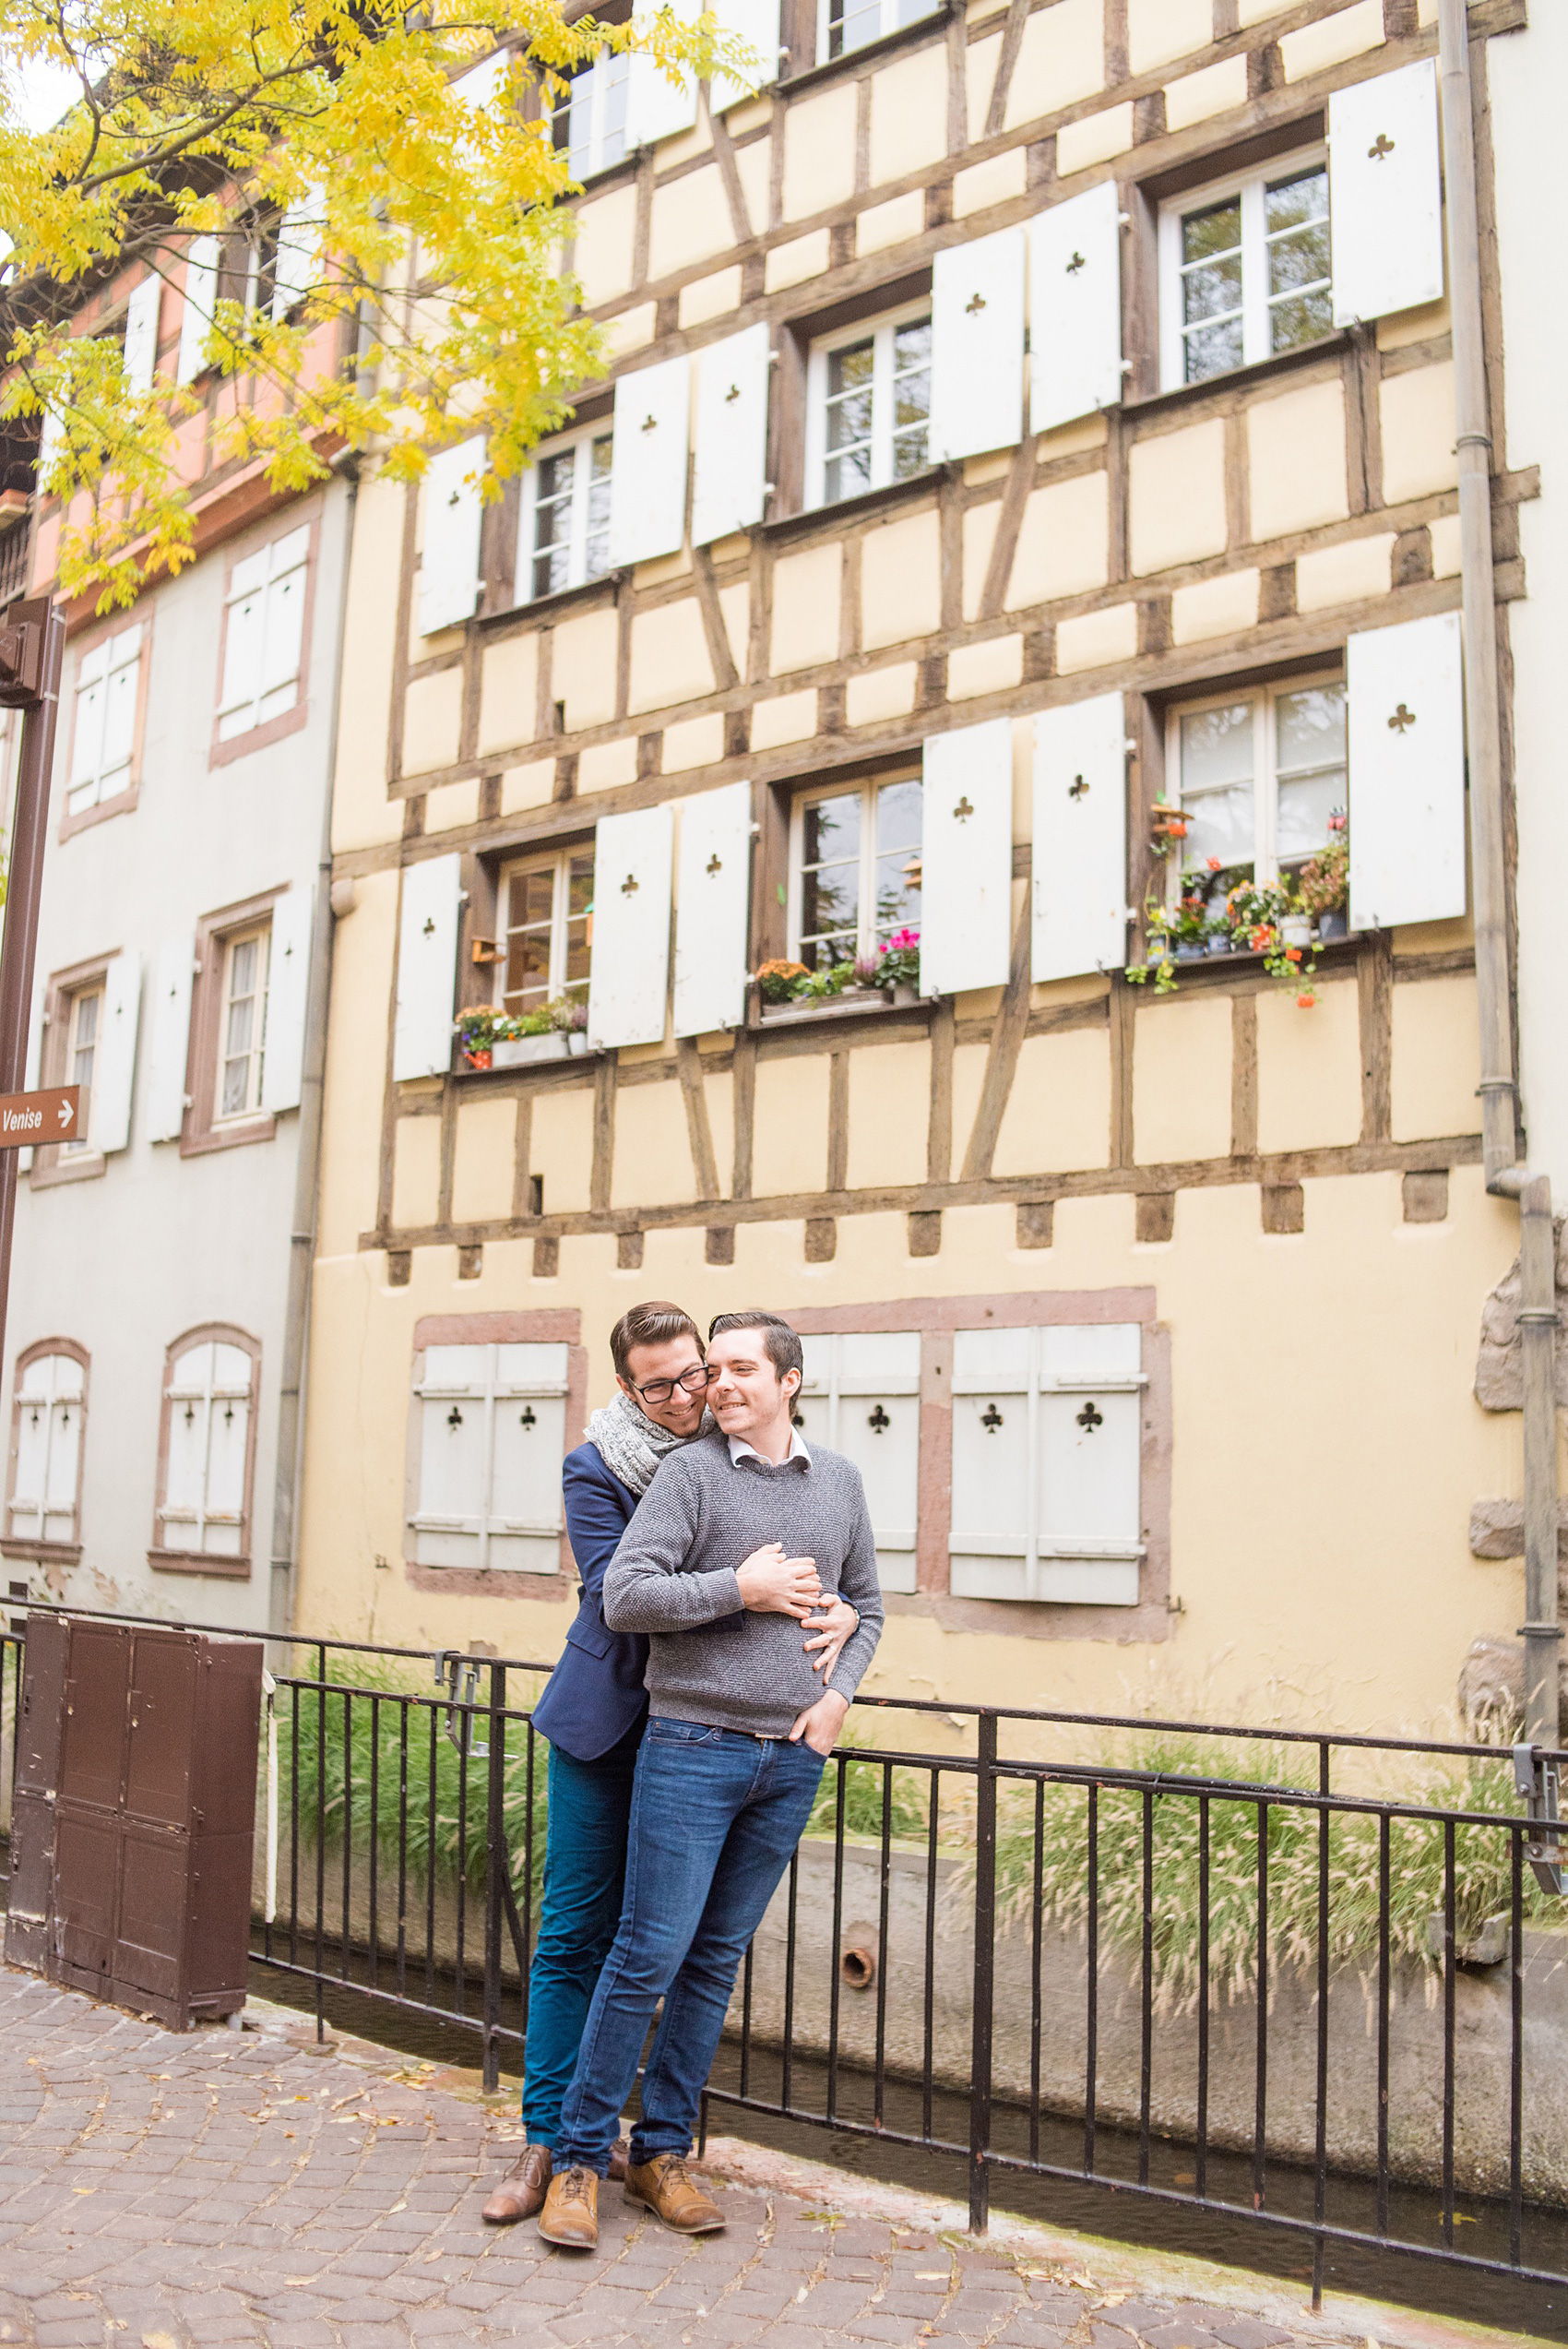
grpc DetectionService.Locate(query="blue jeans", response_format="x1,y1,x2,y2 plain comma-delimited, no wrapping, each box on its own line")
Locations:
553,1719,826,2174
521,1725,641,2146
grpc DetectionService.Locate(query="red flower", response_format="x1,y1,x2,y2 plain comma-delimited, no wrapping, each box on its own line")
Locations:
1206,855,1222,871
1297,993,1315,1009
1285,946,1301,963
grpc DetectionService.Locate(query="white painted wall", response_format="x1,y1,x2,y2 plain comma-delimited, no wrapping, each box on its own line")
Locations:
1490,14,1568,1196
0,480,350,1633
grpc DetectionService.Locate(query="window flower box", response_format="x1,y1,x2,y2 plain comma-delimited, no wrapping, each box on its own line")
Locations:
492,1032,590,1067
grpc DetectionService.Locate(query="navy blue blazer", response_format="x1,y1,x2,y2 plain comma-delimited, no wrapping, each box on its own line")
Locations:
531,1442,648,1763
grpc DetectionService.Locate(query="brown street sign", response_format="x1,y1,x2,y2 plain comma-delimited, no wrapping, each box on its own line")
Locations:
0,1088,80,1149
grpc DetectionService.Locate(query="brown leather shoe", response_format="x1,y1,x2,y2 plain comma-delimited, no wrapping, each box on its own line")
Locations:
624,2152,725,2234
607,2136,631,2183
481,2143,551,2224
538,2164,599,2249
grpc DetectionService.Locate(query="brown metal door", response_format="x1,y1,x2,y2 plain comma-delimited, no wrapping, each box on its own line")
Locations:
114,1822,188,2003
191,1638,265,1836
52,1805,119,1983
186,1830,254,2002
6,1791,55,1971
58,1622,130,1812
125,1630,198,1827
15,1611,67,1795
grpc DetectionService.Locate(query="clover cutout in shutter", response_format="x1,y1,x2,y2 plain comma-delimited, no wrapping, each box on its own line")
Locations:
1387,703,1416,734
641,413,658,433
965,292,987,316
1068,773,1088,800
724,384,741,403
446,1406,463,1428
953,795,974,823
621,871,639,895
867,1404,890,1433
1075,1400,1104,1433
519,1406,537,1430
980,1402,1004,1432
707,853,723,876
1368,133,1396,161
1065,251,1086,275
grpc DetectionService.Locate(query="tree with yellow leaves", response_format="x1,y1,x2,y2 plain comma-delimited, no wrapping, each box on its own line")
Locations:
0,0,749,607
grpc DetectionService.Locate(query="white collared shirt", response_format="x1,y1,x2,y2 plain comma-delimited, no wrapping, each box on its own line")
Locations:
726,1425,812,1473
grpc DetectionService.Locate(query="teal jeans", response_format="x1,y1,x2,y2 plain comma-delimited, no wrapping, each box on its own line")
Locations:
520,1723,641,2146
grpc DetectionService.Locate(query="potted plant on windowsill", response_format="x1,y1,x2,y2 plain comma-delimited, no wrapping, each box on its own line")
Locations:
455,999,590,1069
869,928,922,1008
757,957,890,1021
1299,813,1349,942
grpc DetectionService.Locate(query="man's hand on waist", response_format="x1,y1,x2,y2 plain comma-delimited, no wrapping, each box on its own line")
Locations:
737,1541,822,1620
788,1687,849,1756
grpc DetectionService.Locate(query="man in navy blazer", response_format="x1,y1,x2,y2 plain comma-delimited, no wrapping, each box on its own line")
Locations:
482,1300,859,2224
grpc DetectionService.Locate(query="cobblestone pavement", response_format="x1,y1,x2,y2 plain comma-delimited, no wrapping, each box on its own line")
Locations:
0,1966,1522,2349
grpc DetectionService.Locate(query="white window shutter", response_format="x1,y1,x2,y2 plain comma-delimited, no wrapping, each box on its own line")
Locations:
1028,182,1123,436
692,325,770,546
100,625,141,791
1347,610,1465,931
93,950,143,1155
203,1344,252,1555
609,356,691,567
220,554,267,732
626,0,699,150
949,1329,1032,1601
176,234,220,386
70,640,108,798
930,227,1027,465
122,275,162,393
1031,693,1128,983
37,399,64,484
711,0,781,110
1330,60,1443,328
921,719,1013,997
412,1346,488,1566
588,804,675,1050
488,1343,569,1573
1032,1323,1141,1605
259,531,309,710
10,1373,49,1539
393,853,463,1081
146,933,196,1143
42,1373,82,1544
418,435,487,636
262,888,314,1114
272,189,325,320
674,781,752,1037
796,1333,921,1595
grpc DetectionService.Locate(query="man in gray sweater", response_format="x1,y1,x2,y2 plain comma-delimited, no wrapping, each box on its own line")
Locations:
537,1309,884,2250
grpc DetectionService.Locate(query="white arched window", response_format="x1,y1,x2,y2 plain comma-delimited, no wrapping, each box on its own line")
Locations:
6,1342,89,1556
152,1327,260,1573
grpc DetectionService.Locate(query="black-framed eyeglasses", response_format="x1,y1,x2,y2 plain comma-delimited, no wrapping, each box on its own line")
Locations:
631,1362,718,1407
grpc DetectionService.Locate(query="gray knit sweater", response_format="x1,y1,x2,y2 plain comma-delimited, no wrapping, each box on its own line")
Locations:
600,1428,885,1737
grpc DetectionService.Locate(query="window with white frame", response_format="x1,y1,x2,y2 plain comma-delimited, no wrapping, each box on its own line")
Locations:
789,773,921,972
62,981,103,1151
795,1334,920,1593
410,1342,567,1572
7,1346,87,1551
1158,149,1331,388
217,523,309,742
497,847,594,1016
820,0,938,63
518,423,614,603
217,213,282,317
156,1331,257,1563
949,1325,1145,1607
216,923,270,1122
67,623,142,817
1169,673,1346,888
552,52,631,180
806,302,932,509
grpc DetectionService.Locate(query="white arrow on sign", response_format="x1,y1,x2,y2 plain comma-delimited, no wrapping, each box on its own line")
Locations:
57,1097,73,1129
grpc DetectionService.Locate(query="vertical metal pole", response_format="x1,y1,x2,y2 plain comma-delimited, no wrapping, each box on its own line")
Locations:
482,1662,505,2094
968,1711,997,2235
1517,1176,1562,1747
0,601,65,1381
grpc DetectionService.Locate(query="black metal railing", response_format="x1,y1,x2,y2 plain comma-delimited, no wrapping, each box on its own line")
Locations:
4,1596,1568,2316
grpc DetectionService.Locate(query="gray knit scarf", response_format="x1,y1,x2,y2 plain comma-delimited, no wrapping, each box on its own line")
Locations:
587,1389,714,1498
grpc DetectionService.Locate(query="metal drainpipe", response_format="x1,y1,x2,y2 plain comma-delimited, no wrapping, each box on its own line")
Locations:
267,459,361,1641
1437,0,1560,1755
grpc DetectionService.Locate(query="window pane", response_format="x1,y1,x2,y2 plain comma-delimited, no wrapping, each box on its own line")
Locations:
585,435,613,581
504,864,558,1011
509,868,555,929
826,340,874,507
1180,702,1255,871
891,316,932,481
563,851,594,995
532,447,576,600
804,791,861,869
1181,197,1243,383
873,778,923,941
827,0,883,60
1266,167,1331,354
1275,684,1348,864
